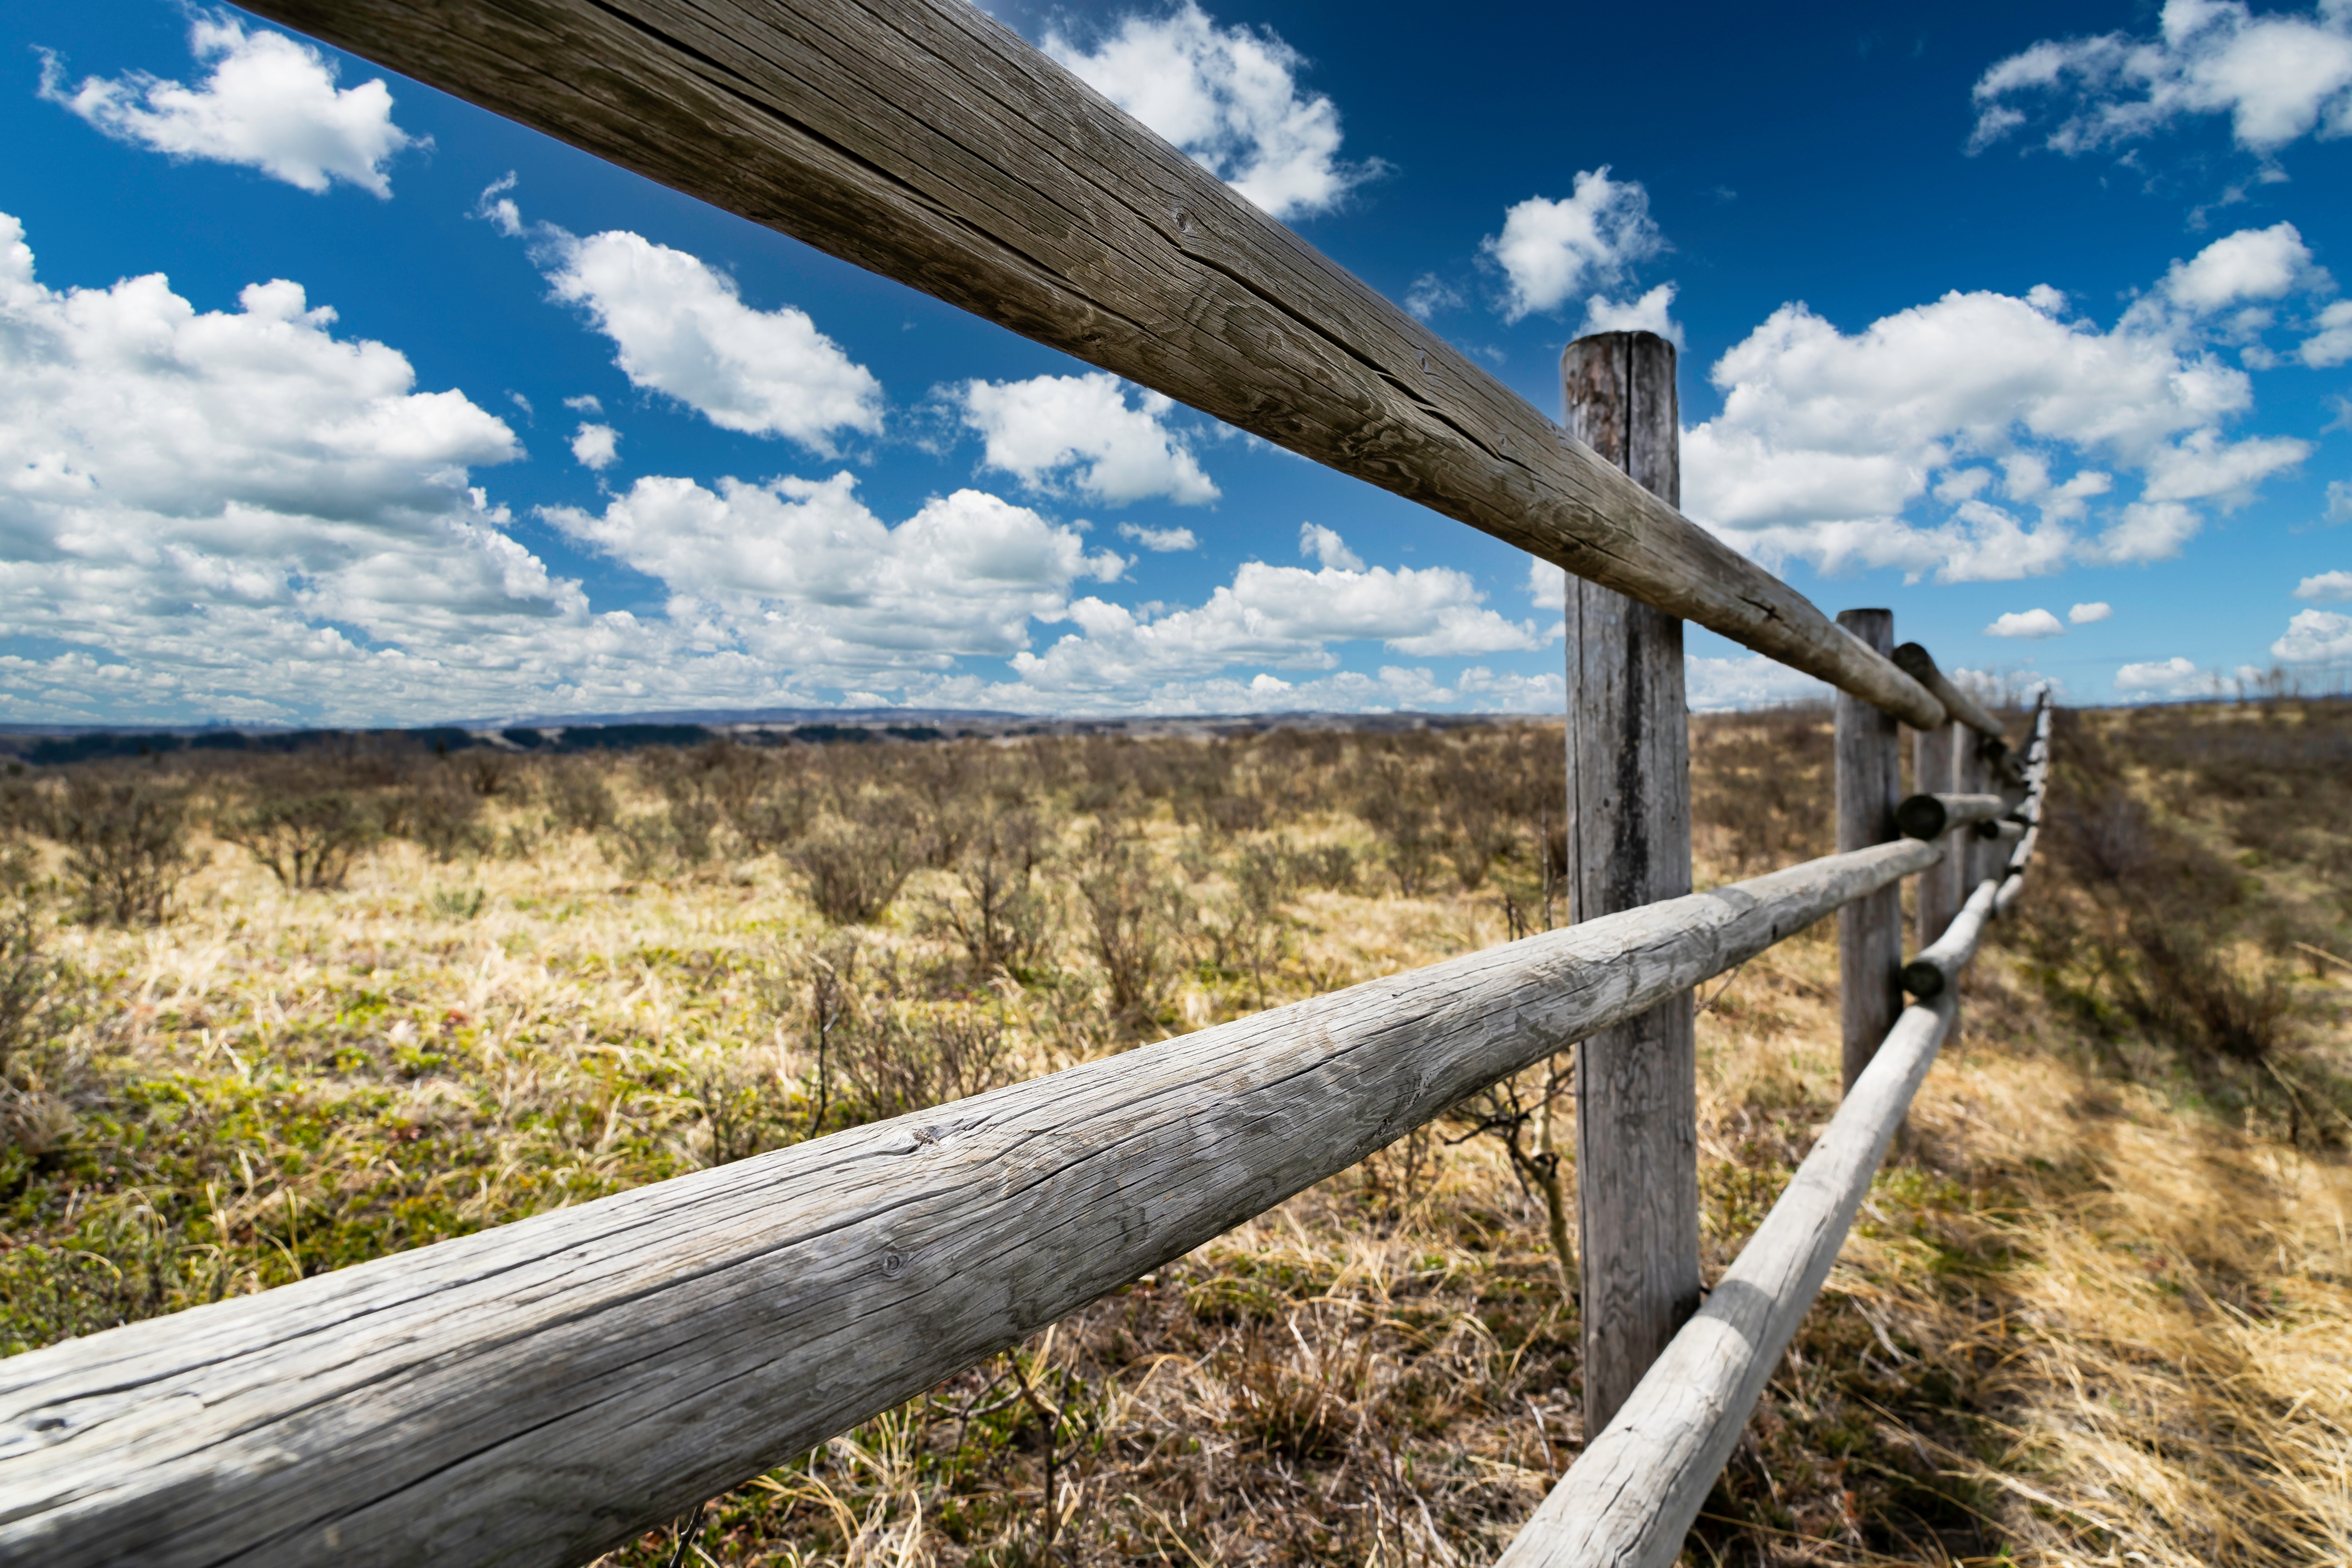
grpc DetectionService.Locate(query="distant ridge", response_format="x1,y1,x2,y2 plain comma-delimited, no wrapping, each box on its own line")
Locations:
0,708,1525,766
442,706,1029,730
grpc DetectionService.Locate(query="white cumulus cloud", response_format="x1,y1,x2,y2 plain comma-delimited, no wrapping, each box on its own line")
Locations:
1005,529,1537,699
501,193,882,454
1526,557,1569,611
1581,282,1683,345
542,475,1127,678
1405,274,1464,320
39,16,417,197
570,423,619,471
1987,608,2067,639
1681,241,2311,581
2294,569,2352,601
2272,608,2352,661
1483,168,1664,323
2070,600,2115,623
1118,523,1199,552
1044,2,1376,220
1684,655,1830,712
0,210,648,726
2114,656,2228,699
2161,221,2326,310
1970,0,2352,157
1299,523,1364,571
959,373,1217,505
2302,299,2352,366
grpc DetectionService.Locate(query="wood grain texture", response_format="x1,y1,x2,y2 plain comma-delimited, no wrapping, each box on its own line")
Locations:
0,840,1942,1568
1893,792,2007,841
1493,985,1965,1568
1835,610,1904,1095
1890,644,2001,738
1912,724,1963,949
1560,332,1697,1437
232,0,1945,731
1900,878,2000,999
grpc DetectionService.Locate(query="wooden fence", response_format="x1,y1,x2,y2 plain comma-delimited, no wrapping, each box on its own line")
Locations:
0,3,2059,1564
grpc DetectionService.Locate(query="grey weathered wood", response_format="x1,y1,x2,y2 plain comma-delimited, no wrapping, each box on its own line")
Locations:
1493,986,1966,1568
1912,723,1964,949
236,0,1945,732
1992,701,2052,917
0,838,1943,1568
1958,739,1994,916
1835,610,1904,1094
1890,644,2001,739
1975,819,2025,844
1993,840,2036,916
1893,792,2007,840
1560,331,1696,1437
1901,878,2000,998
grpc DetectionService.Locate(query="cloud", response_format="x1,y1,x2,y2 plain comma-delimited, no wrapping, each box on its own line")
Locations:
499,192,882,454
959,373,1218,504
2302,299,2352,366
2272,608,2352,661
2114,656,2226,698
1299,523,1364,571
1685,655,1830,712
2294,569,2352,602
570,423,619,471
1681,244,2311,580
1482,169,1664,322
0,209,649,727
38,16,416,197
1526,557,1568,611
1580,282,1683,345
0,211,1577,727
563,393,603,414
2331,479,2352,521
1043,2,1377,220
2069,600,2115,623
1405,273,1463,319
1969,0,2352,157
918,662,1568,720
1987,608,2067,638
1118,523,1199,552
542,475,1127,677
1005,529,1538,698
2161,221,2326,310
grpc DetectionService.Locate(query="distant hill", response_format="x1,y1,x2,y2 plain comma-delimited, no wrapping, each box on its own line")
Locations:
0,708,1525,767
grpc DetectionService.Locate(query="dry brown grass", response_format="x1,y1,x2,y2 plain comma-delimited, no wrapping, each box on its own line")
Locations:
0,710,2346,1566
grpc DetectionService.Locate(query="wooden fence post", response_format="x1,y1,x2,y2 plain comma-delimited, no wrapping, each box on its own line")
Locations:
1835,609,1902,1094
1913,721,1963,948
1561,330,1698,1436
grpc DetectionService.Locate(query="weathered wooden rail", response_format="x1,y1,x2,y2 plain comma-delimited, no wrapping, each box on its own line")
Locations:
3,838,1942,1566
1503,697,2051,1568
0,2,2066,1562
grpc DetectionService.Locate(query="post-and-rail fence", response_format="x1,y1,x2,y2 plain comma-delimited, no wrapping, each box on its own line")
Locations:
0,3,2059,1563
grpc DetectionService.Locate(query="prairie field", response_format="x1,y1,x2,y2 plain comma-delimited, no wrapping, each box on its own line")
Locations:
2,702,2349,1567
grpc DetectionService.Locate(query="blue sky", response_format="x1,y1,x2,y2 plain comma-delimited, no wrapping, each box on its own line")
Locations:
4,0,2350,726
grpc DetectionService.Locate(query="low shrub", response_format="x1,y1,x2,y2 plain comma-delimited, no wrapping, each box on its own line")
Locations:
54,774,192,925
218,788,381,891
790,818,914,924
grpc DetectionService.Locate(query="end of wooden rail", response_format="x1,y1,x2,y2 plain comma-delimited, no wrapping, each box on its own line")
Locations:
1893,792,2006,841
1890,644,2003,739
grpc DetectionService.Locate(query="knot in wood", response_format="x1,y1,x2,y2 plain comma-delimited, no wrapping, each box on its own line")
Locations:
879,1250,908,1279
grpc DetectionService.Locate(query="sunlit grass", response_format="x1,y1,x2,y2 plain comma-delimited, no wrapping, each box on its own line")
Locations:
1,708,2347,1566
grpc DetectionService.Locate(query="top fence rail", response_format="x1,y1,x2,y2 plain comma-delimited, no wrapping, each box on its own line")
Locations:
244,0,1948,731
